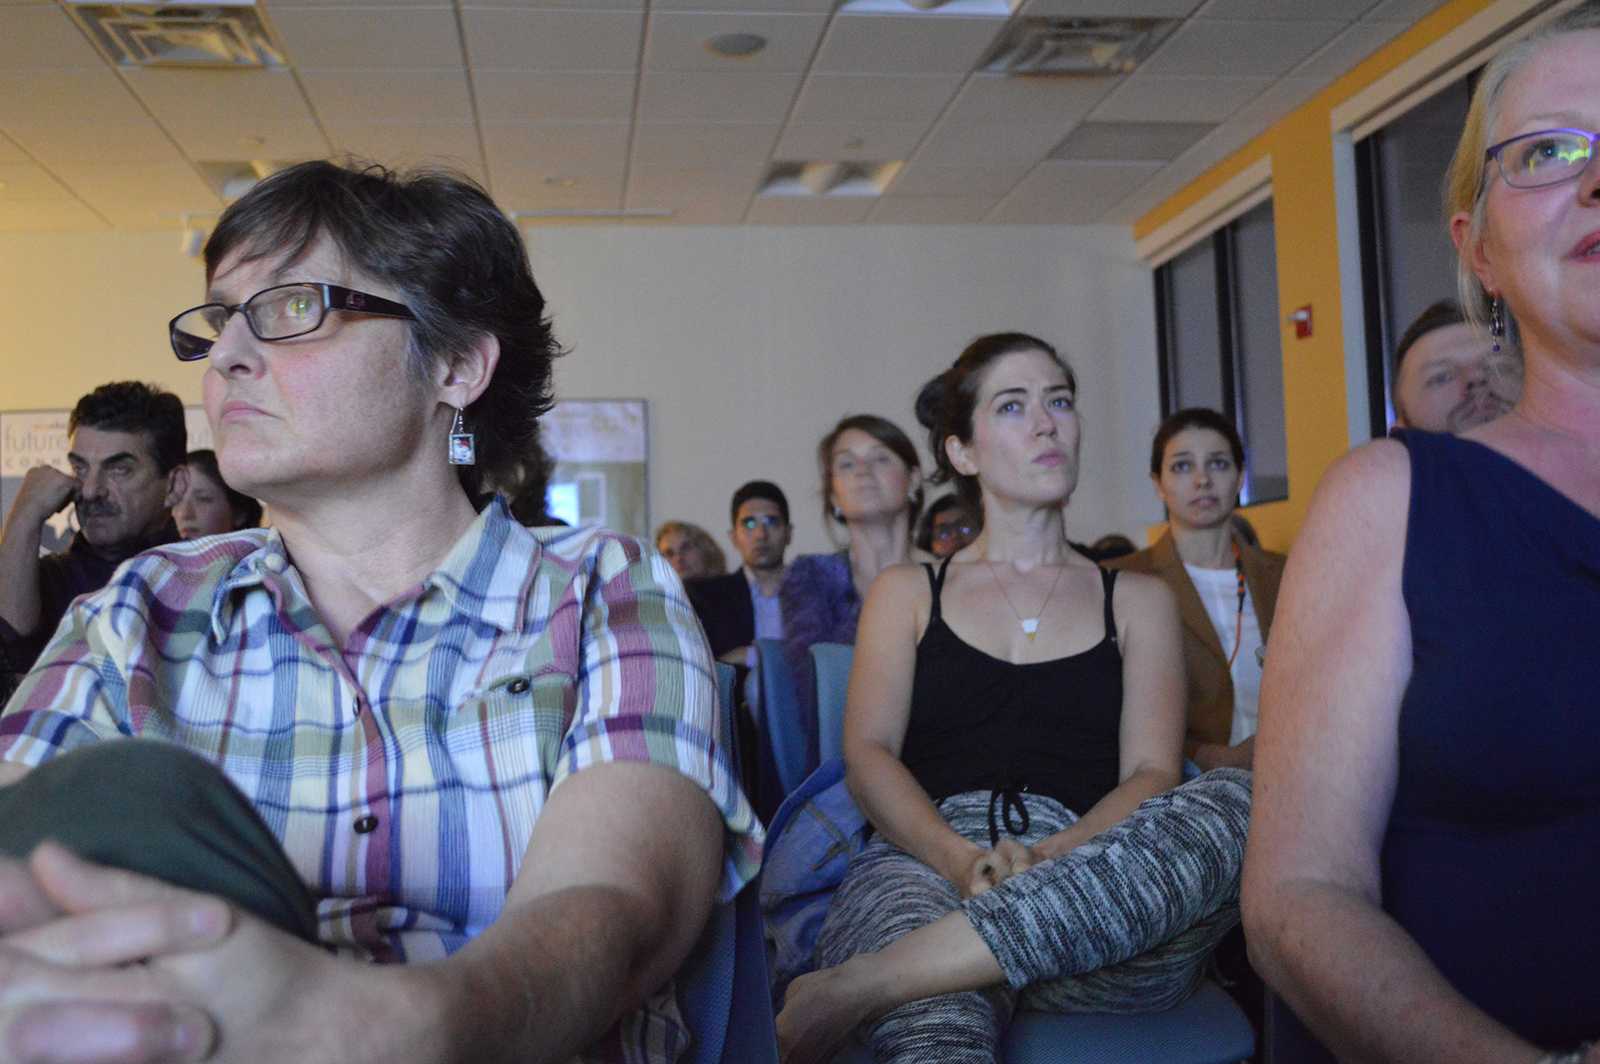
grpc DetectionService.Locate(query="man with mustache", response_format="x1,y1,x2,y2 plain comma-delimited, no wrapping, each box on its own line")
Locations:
0,382,187,695
1391,300,1523,433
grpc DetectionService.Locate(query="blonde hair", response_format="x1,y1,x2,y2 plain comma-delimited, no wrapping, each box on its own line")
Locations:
653,520,728,576
1444,2,1600,333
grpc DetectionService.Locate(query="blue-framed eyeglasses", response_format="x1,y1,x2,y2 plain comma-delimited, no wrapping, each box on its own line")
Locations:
1484,127,1598,189
738,514,786,531
169,282,416,362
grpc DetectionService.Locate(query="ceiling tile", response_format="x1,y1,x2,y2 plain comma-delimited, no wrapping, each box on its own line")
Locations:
271,8,462,69
1223,76,1323,129
473,71,637,123
0,69,183,163
1051,120,1214,161
493,175,623,211
0,7,105,68
1142,19,1347,78
988,159,1161,223
868,194,997,223
811,14,1004,75
457,0,642,8
1090,74,1271,122
887,160,1032,196
484,122,630,178
631,123,778,171
0,161,73,200
1195,0,1376,18
914,121,1071,167
96,203,218,230
645,12,829,73
463,9,642,70
637,71,802,124
121,69,329,159
653,0,833,10
1291,18,1407,81
1019,0,1202,14
0,200,107,231
1363,0,1446,19
938,73,1121,126
323,122,484,173
651,199,748,224
626,167,758,204
0,133,27,163
790,74,963,125
298,69,473,125
48,159,219,210
745,196,876,224
773,122,928,161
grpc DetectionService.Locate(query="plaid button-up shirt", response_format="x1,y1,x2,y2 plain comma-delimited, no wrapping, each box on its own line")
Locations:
0,497,762,1063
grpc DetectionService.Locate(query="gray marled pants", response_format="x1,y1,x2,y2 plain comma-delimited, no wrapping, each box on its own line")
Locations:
813,768,1251,1063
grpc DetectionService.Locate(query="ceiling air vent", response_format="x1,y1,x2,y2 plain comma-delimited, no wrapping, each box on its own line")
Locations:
65,2,286,69
981,17,1177,77
758,161,903,199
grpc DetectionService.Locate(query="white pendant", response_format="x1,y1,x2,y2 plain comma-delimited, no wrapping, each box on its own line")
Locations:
1020,618,1039,640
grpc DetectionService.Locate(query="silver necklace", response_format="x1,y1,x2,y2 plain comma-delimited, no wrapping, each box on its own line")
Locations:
985,559,1067,642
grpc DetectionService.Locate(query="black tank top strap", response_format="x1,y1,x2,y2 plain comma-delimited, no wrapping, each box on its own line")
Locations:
1100,566,1119,650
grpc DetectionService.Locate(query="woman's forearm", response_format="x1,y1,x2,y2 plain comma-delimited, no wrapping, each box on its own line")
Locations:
846,744,980,882
1031,767,1174,860
1246,880,1542,1064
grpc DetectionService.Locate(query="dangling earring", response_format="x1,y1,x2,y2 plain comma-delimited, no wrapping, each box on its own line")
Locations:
830,504,845,523
1489,296,1505,354
448,406,476,466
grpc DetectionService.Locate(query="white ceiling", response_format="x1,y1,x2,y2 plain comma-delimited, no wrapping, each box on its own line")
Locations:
0,0,1447,233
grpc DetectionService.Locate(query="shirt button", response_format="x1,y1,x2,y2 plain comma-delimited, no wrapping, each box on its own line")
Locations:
507,679,530,695
354,814,379,834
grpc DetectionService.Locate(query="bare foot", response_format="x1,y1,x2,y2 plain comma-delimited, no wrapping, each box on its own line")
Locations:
777,959,882,1064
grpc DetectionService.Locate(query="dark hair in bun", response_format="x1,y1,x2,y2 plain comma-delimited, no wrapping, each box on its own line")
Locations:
921,333,1074,511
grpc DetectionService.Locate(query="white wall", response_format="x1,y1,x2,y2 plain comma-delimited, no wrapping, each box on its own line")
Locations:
0,222,1164,557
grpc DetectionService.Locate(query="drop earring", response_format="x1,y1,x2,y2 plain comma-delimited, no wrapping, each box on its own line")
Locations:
1489,296,1505,354
448,407,476,466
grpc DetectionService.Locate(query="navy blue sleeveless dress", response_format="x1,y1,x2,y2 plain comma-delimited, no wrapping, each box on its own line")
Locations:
1382,430,1600,1045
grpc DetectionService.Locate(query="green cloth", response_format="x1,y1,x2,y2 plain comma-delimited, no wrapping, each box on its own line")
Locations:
0,740,317,941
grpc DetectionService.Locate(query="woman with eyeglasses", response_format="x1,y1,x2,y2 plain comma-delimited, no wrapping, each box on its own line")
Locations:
777,334,1249,1064
917,495,979,559
1244,8,1600,1063
1107,409,1285,774
0,160,758,1064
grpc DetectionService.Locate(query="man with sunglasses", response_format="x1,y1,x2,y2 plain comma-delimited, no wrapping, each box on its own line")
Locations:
0,382,187,695
688,480,792,665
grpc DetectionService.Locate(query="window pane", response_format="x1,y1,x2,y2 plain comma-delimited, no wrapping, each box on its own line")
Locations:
1231,201,1288,504
1166,238,1224,414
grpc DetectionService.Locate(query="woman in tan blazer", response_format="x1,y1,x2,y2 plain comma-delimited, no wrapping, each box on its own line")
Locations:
1109,408,1284,771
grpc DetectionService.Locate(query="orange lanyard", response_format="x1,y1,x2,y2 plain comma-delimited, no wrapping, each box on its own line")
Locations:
1227,543,1246,670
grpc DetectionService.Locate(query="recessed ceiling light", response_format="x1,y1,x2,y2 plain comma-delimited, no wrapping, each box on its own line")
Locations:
706,32,766,58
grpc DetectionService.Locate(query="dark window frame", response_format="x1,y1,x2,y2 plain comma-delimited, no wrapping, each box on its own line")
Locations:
1152,203,1284,506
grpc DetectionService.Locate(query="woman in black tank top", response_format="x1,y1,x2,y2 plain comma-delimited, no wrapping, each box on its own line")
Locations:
778,334,1252,1063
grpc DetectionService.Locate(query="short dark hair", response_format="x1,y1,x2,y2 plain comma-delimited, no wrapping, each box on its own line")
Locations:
1394,299,1467,378
69,381,186,473
205,159,562,502
916,332,1075,512
817,415,923,528
1149,407,1245,477
185,449,264,530
730,480,789,526
915,493,976,553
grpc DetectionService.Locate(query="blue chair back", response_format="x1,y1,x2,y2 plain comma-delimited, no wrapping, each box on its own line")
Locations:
677,663,778,1064
808,642,854,764
754,639,812,799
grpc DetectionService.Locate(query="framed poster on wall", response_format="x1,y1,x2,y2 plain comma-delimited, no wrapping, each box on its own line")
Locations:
0,406,212,554
539,399,648,539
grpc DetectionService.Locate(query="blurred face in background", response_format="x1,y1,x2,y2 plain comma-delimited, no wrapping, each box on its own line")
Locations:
731,499,790,573
1394,322,1521,433
658,528,712,580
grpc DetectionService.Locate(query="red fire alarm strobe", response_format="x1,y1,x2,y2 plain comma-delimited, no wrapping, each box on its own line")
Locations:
1289,305,1313,339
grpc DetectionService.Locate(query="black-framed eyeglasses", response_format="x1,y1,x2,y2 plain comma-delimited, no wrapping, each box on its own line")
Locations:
738,514,787,531
169,282,416,362
1484,127,1598,190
